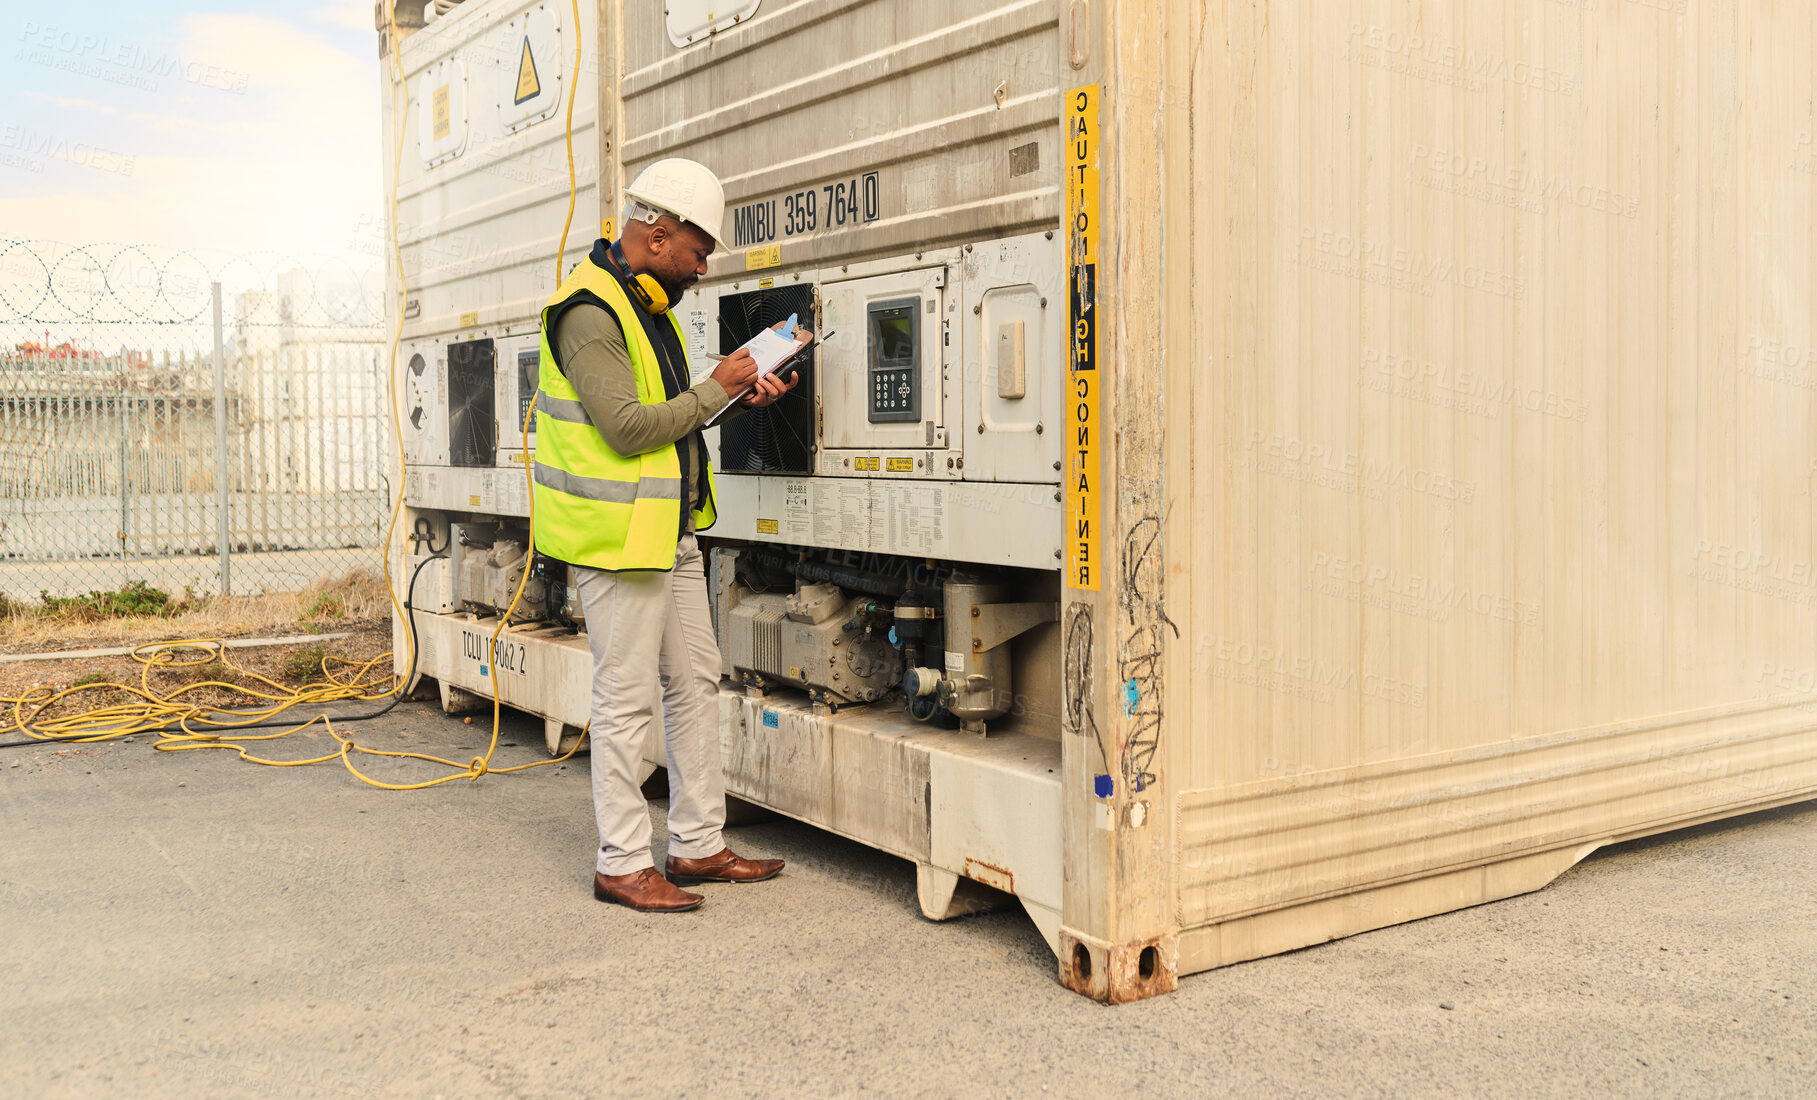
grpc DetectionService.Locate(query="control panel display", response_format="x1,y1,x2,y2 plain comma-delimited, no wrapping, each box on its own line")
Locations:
867,297,920,423
517,347,539,434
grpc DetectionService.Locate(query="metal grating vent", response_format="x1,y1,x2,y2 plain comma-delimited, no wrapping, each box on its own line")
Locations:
717,284,815,474
753,605,785,671
447,337,496,468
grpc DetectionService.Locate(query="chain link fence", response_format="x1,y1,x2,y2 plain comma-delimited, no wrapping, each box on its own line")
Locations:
0,239,390,602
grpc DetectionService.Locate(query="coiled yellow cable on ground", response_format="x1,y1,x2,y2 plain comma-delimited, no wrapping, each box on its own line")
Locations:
0,639,582,783
2,0,592,790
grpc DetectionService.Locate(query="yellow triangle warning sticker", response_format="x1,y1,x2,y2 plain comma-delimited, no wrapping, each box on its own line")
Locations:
513,36,540,105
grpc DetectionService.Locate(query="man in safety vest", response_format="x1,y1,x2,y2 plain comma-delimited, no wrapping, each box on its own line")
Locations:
533,158,798,912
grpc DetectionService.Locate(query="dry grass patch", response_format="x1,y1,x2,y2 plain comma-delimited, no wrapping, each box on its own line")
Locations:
0,568,396,655
295,568,393,626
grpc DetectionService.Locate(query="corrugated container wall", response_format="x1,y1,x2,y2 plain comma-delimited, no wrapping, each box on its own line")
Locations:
615,1,1062,272
1080,0,1817,991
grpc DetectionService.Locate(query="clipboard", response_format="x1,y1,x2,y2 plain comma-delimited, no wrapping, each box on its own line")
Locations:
703,318,817,429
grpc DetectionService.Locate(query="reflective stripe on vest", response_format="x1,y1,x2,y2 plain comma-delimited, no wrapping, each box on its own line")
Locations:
534,390,593,426
533,463,681,504
528,256,717,572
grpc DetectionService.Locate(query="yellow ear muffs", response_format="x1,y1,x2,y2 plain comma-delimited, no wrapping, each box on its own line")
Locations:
611,242,671,315
627,273,670,315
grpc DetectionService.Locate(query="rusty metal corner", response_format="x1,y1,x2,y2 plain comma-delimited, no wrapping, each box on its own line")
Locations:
1058,928,1178,1003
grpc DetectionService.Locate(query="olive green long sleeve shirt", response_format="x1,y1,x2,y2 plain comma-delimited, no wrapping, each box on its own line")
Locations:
551,302,738,513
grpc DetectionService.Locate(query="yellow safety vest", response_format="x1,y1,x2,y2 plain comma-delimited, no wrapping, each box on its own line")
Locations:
530,256,716,572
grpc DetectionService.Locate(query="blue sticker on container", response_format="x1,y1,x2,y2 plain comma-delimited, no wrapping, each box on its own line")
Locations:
1123,678,1139,715
762,710,780,729
1093,774,1113,798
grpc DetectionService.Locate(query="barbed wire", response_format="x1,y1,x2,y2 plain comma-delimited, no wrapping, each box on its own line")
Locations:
0,240,390,597
0,239,384,331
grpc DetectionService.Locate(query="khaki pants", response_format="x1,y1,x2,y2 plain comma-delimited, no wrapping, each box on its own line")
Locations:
573,533,726,876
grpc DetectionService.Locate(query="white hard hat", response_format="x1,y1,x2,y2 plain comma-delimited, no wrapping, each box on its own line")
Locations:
624,158,730,252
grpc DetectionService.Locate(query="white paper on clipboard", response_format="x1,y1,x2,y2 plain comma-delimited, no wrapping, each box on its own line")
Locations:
703,315,809,428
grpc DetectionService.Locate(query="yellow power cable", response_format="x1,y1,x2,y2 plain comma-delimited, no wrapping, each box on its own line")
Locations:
1,0,591,789
468,0,585,776
376,0,418,694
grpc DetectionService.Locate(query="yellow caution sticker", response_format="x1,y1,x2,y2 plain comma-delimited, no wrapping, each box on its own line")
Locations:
745,245,781,271
1065,84,1102,591
469,494,482,507
886,457,914,472
755,518,779,534
459,310,478,328
854,456,879,471
433,84,451,140
758,277,774,289
513,36,541,105
600,218,614,242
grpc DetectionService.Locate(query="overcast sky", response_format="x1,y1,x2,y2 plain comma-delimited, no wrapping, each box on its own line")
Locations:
1,0,382,262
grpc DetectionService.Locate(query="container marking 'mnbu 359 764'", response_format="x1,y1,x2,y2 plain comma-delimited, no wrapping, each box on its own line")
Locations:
732,172,882,247
462,628,528,678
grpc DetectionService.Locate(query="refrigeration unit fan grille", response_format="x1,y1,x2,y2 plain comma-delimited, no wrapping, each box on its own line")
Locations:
448,338,496,468
406,352,428,431
717,285,816,475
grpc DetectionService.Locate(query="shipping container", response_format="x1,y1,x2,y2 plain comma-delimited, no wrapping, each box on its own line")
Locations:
381,0,1817,1000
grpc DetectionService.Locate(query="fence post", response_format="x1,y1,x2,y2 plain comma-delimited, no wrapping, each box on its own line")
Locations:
212,282,231,597
117,347,128,563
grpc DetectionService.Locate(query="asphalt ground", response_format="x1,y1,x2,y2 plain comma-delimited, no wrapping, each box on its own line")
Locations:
2,700,1812,1099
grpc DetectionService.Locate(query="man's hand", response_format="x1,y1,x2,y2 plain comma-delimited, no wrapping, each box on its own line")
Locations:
740,368,800,408
739,327,809,408
709,348,759,396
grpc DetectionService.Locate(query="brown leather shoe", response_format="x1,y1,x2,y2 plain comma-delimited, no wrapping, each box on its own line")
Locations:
592,867,704,911
666,847,785,885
